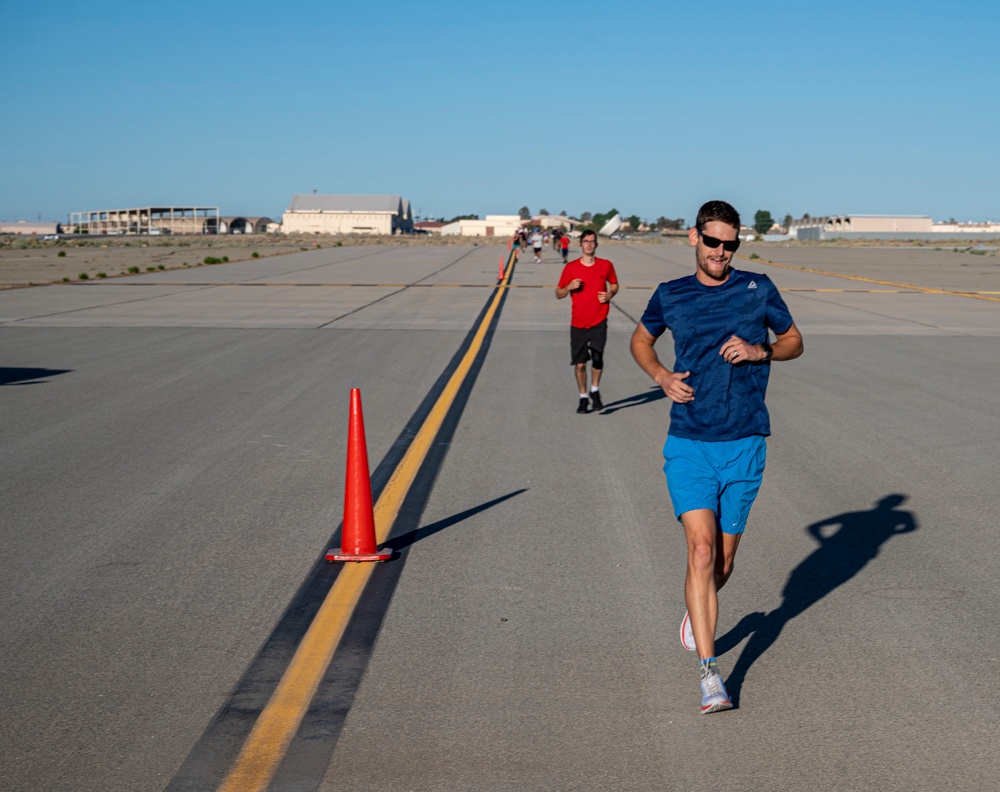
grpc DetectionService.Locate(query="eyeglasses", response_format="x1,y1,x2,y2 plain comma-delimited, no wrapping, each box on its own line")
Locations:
698,229,740,252
580,238,597,244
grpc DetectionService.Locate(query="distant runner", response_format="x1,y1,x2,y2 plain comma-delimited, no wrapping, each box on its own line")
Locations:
556,229,619,413
531,230,544,263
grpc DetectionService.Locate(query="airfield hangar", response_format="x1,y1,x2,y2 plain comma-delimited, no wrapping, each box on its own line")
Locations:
789,214,1000,240
280,194,414,235
789,214,932,240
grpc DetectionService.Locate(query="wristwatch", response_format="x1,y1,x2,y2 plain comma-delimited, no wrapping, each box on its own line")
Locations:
760,342,774,362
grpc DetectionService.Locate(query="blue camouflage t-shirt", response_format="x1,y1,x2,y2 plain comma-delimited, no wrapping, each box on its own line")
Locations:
640,269,794,441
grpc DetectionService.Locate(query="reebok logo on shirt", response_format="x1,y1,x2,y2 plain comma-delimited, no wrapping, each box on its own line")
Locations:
748,281,758,289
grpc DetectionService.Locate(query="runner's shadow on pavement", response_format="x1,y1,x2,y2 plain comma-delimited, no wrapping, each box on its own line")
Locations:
0,367,72,386
596,386,666,415
386,488,528,552
719,493,919,707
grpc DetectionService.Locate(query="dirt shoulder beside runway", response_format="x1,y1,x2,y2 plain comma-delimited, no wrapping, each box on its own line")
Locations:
0,233,514,289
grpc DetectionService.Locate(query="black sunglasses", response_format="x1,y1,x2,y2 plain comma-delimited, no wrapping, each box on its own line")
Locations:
698,229,740,252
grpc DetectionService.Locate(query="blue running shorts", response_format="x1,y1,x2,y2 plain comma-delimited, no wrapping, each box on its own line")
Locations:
662,434,767,534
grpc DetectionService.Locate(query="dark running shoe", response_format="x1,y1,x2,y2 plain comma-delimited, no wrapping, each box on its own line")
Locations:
577,397,589,414
590,391,603,411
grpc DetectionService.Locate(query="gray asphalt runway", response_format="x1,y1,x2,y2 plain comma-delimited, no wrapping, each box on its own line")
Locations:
2,241,998,791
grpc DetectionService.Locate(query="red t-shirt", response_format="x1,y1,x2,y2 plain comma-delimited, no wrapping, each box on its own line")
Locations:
560,236,570,250
558,257,618,328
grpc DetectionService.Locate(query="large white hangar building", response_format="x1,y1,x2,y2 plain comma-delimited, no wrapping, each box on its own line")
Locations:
281,194,414,235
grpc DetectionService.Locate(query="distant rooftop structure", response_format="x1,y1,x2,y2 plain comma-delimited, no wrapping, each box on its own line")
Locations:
414,221,445,234
69,206,221,235
288,194,404,213
531,214,577,231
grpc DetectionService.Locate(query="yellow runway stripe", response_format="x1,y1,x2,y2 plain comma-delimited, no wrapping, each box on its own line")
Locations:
218,258,514,792
739,254,1000,303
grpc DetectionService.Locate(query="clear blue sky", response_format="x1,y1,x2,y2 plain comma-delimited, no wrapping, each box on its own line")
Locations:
2,0,998,224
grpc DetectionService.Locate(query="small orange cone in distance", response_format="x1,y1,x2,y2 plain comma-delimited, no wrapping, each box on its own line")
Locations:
326,389,391,562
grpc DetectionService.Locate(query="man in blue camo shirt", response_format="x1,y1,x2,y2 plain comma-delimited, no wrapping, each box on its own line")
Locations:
630,200,804,714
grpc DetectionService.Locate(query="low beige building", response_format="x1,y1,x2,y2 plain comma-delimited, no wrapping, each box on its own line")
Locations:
0,220,60,235
439,215,522,237
281,195,413,235
931,221,1000,235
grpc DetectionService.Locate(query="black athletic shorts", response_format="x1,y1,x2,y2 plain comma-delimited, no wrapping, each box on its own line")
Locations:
570,320,607,365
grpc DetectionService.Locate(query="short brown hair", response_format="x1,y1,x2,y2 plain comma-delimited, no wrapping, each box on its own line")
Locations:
695,200,740,232
579,229,598,243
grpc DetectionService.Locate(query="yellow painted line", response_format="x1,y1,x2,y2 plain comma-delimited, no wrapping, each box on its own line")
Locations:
218,261,514,792
738,254,1000,304
90,282,492,287
784,288,921,293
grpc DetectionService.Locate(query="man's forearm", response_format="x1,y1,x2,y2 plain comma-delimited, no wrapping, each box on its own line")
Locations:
630,333,669,381
770,324,803,361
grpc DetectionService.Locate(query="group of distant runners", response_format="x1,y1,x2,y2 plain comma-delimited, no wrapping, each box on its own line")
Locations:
513,228,571,264
549,200,803,714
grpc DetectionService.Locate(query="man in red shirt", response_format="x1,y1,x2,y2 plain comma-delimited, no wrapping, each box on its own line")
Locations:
555,230,619,413
560,233,570,263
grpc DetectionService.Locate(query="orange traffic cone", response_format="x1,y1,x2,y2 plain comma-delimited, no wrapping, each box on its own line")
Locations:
326,389,392,562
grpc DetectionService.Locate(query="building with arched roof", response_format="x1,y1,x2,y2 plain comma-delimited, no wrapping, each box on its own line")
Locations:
219,217,275,234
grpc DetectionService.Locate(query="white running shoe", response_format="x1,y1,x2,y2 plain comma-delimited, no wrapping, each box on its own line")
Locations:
699,664,733,714
680,610,696,651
